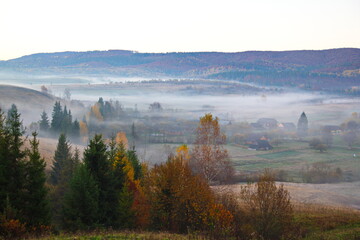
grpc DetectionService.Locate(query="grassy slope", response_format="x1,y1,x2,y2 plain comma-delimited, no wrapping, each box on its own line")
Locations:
0,84,55,109
23,137,85,170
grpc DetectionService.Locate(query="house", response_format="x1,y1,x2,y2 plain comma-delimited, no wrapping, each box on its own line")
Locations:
247,136,273,151
280,122,296,131
322,125,342,135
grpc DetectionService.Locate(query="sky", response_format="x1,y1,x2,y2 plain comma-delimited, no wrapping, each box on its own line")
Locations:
0,0,359,60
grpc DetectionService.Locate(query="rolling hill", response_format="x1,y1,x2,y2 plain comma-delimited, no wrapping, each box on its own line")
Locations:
0,48,359,92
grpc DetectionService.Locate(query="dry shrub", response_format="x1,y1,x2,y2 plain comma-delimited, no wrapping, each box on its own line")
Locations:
0,218,26,240
293,203,360,233
240,171,296,240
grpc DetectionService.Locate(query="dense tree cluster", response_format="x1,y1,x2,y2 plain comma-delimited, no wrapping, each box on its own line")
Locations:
0,105,50,237
39,101,80,141
1,107,297,239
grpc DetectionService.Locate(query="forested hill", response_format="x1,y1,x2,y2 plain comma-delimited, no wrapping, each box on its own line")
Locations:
1,48,359,91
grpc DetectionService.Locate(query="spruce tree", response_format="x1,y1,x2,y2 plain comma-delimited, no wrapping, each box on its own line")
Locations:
83,134,119,227
62,164,99,231
51,101,63,132
50,134,72,185
0,108,10,211
39,111,50,132
50,133,75,227
5,104,26,213
23,132,50,226
297,112,308,137
71,119,80,142
127,148,142,180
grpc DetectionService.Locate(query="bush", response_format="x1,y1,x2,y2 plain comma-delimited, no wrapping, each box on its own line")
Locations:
0,218,26,240
301,163,343,183
240,171,295,240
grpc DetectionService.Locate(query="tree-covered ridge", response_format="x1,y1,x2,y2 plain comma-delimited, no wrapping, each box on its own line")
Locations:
1,49,359,92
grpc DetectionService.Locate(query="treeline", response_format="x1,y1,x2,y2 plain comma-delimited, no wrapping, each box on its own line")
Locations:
0,105,50,238
39,101,80,142
1,110,297,240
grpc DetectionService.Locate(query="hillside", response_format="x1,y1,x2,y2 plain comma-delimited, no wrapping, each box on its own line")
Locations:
1,48,359,92
0,85,85,124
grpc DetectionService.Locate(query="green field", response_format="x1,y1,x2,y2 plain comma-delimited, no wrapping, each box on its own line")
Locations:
227,138,360,182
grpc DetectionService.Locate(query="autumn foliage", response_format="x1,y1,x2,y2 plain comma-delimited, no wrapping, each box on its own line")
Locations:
191,113,233,183
145,150,233,235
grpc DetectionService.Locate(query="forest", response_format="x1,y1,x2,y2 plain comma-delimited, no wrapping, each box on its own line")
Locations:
1,101,360,240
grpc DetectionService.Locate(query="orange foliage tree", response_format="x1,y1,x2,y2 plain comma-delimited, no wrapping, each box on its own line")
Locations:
112,141,150,228
145,153,233,233
190,113,233,184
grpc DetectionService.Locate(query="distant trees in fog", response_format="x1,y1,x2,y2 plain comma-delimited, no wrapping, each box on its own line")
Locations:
39,101,80,142
297,112,308,138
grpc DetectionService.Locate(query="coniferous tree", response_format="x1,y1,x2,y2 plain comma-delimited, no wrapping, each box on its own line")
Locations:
98,97,105,116
71,119,80,142
51,101,63,132
72,147,81,167
127,148,142,180
39,111,50,132
5,104,26,213
62,164,99,231
107,136,118,164
50,133,75,227
297,112,308,137
0,108,10,211
50,134,73,185
83,134,119,227
23,132,50,227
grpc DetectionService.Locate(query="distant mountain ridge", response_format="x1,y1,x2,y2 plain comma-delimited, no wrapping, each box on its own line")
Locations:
1,48,359,92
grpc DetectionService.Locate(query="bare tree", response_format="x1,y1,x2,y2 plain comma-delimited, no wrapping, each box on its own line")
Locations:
64,88,71,100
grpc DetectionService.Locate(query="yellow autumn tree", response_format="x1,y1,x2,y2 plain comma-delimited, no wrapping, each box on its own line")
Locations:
112,142,149,228
79,120,88,143
176,144,190,162
90,103,103,122
116,132,128,148
190,113,233,184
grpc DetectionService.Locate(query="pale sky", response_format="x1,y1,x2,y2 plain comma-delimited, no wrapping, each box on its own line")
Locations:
0,0,359,60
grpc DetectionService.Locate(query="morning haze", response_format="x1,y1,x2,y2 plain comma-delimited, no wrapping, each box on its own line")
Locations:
0,0,360,239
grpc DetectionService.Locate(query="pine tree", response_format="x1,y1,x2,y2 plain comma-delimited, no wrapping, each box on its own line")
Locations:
107,135,118,164
50,134,72,185
5,104,26,213
0,108,10,211
83,134,119,227
297,112,308,137
50,133,75,227
39,111,50,132
72,147,81,167
62,164,99,231
51,101,63,132
71,119,80,142
98,97,105,116
127,148,142,180
23,132,50,226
